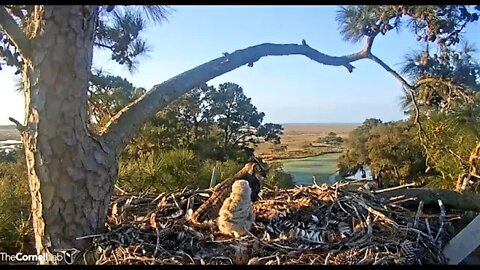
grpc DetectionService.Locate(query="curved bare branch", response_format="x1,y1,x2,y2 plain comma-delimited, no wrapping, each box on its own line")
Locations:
100,41,368,153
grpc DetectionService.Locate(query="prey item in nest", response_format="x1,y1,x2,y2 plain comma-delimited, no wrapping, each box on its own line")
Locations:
189,157,268,224
218,180,256,238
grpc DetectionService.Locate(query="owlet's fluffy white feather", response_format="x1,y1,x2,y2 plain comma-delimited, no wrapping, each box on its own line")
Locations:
217,180,255,238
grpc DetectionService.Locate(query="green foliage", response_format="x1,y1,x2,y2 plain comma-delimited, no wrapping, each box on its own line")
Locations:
336,5,395,43
117,148,244,193
421,100,480,188
316,132,344,145
336,5,479,46
0,5,172,74
399,43,480,116
367,121,426,185
257,123,284,144
0,149,33,254
95,5,172,72
391,8,480,189
338,120,425,186
88,70,146,131
338,118,383,173
207,82,266,149
122,82,282,162
118,149,202,193
265,162,295,188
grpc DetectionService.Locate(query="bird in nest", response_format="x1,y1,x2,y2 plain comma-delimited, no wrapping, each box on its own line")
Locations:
217,180,256,238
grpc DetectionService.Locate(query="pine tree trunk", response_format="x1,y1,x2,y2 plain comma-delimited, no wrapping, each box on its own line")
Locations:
21,6,116,264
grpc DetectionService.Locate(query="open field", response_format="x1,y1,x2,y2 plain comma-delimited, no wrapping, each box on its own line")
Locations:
1,123,359,160
255,123,358,159
0,125,20,141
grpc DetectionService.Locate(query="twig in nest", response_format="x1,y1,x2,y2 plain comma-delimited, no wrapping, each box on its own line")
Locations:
151,192,165,203
76,233,105,240
176,251,195,264
153,226,161,257
171,194,181,209
425,218,432,239
434,199,446,243
324,252,332,265
388,197,417,205
336,200,352,217
373,183,416,194
114,185,128,196
414,201,424,229
353,198,399,229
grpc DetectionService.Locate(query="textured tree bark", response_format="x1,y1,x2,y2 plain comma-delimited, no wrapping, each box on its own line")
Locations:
377,188,480,212
21,6,117,264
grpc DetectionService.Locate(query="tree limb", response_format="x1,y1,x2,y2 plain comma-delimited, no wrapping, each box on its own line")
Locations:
0,6,31,59
8,117,25,132
364,50,434,171
100,42,368,153
366,52,413,92
377,188,480,212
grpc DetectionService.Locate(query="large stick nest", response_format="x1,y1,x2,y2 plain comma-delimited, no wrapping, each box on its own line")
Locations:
86,183,456,265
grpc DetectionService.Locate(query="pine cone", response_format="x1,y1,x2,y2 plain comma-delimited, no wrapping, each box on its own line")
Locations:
397,240,418,265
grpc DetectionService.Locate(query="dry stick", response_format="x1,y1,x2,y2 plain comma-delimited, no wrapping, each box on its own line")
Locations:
357,248,373,265
333,184,351,216
353,199,400,229
338,179,369,188
373,183,417,194
153,226,161,258
389,197,417,205
336,200,352,217
414,201,424,229
366,215,373,236
388,195,406,201
176,251,195,264
151,192,166,203
171,194,181,209
434,199,446,243
76,234,105,240
425,218,432,239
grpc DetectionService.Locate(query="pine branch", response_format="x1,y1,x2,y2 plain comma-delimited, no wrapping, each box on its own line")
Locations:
0,6,31,59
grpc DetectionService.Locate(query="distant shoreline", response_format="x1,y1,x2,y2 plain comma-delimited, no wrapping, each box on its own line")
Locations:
282,123,360,126
261,149,342,162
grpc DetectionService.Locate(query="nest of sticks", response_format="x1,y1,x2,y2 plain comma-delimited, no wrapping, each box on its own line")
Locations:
85,182,456,265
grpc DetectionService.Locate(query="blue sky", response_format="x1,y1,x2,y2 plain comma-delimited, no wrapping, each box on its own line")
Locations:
0,5,479,125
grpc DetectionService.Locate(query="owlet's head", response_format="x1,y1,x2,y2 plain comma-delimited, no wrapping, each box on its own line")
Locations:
232,180,252,198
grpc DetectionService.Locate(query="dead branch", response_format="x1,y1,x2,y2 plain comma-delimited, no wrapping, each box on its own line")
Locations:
377,188,480,212
101,41,372,153
8,116,25,132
